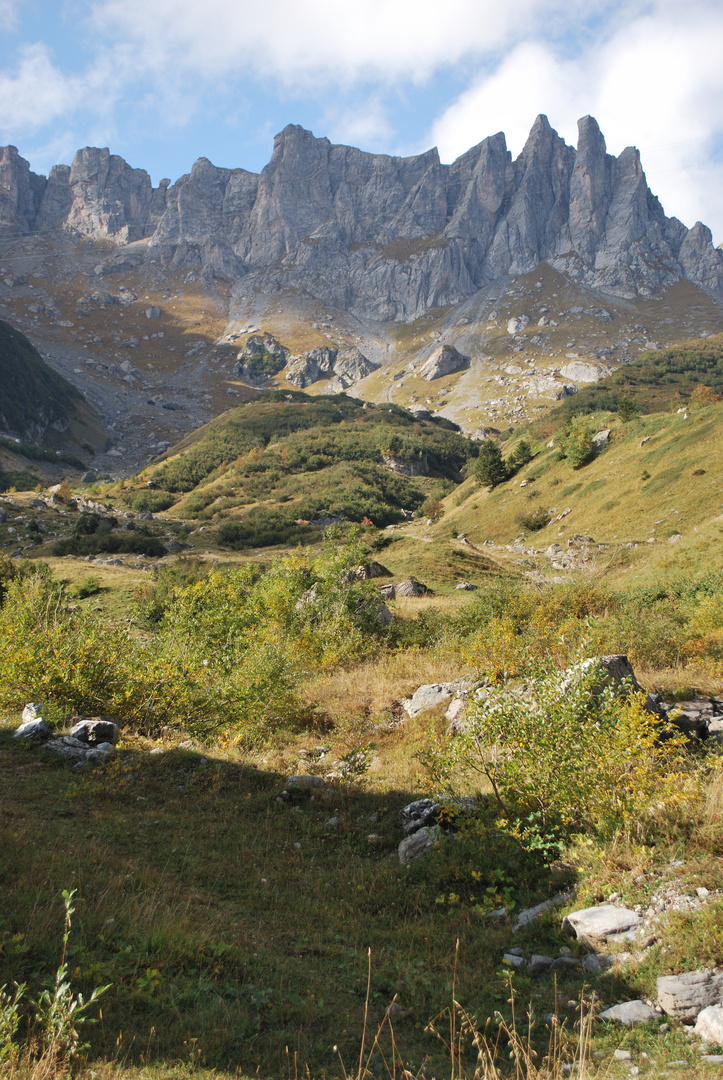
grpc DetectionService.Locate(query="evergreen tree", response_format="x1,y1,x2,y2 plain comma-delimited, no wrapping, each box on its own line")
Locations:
474,439,508,488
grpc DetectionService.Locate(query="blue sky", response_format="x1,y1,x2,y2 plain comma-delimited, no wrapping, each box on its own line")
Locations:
1,0,722,241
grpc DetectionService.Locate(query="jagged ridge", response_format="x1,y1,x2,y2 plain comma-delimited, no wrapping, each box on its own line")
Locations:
1,116,722,322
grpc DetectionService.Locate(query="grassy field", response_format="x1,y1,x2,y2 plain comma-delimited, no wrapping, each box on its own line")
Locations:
2,709,723,1080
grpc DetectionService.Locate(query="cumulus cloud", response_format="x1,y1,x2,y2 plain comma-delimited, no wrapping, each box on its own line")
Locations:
88,0,611,86
429,0,723,238
0,44,83,135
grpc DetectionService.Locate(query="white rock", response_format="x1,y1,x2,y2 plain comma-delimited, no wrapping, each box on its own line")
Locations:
404,682,467,718
507,316,530,334
559,360,611,383
694,1005,723,1044
22,702,44,722
14,718,51,740
419,345,468,381
562,904,643,941
599,1001,658,1026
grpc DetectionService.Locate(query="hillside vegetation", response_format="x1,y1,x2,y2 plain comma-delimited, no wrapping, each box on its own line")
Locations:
125,392,475,548
0,319,83,440
550,333,723,420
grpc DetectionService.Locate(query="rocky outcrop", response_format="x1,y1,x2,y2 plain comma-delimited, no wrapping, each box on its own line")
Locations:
419,344,468,381
235,333,289,384
559,360,612,383
286,344,377,389
2,114,723,317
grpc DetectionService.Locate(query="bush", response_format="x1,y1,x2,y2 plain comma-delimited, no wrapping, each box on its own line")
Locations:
517,507,550,532
561,416,595,469
127,490,177,513
432,656,703,841
617,395,639,422
510,439,533,468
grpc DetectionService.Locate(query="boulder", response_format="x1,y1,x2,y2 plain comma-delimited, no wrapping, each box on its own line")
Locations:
398,826,437,865
507,316,530,334
592,428,611,448
455,581,477,590
69,717,121,745
559,360,611,383
286,774,327,791
375,603,394,626
47,736,91,761
22,702,44,723
399,796,476,837
528,954,555,976
400,798,440,834
14,718,51,740
403,683,459,718
694,1004,723,1043
445,697,467,728
562,904,643,942
526,375,577,399
379,583,396,601
656,971,723,1022
599,1001,659,1026
419,345,468,381
395,578,430,598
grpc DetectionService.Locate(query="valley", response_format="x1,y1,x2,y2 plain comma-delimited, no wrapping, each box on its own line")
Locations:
1,115,723,1080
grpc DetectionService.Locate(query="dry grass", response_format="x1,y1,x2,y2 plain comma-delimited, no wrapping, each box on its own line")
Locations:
302,648,468,726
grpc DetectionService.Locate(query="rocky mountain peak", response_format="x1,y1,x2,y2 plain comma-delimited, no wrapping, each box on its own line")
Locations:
0,116,722,321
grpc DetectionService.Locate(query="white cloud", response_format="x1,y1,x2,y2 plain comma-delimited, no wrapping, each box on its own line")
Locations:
88,0,612,86
0,44,82,136
0,0,19,30
322,99,394,150
429,0,723,240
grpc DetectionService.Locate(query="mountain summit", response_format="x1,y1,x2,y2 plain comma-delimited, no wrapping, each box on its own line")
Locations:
1,116,721,322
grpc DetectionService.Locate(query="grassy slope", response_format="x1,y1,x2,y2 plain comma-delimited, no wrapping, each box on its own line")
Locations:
2,722,721,1080
0,318,82,438
424,337,723,588
126,392,475,544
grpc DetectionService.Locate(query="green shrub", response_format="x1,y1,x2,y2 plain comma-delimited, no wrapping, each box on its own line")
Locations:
560,416,595,469
617,395,639,422
69,575,102,599
430,656,703,841
127,490,177,513
517,507,550,532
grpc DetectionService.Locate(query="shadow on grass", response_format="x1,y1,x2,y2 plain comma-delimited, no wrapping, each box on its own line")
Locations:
0,730,633,1080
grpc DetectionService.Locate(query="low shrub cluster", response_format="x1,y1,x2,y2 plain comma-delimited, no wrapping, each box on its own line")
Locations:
0,531,396,744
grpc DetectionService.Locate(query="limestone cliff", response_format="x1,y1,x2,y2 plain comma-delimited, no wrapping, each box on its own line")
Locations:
1,115,722,321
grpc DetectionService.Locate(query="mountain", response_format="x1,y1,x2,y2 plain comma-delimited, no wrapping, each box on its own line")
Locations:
1,118,723,471
1,116,722,321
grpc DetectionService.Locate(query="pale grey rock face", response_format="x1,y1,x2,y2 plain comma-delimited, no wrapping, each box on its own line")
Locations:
559,360,611,383
286,344,377,388
599,1001,659,1026
398,826,436,864
657,971,723,1022
526,375,575,399
562,904,643,941
1,112,723,317
694,1005,723,1043
420,345,468,381
403,682,460,718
